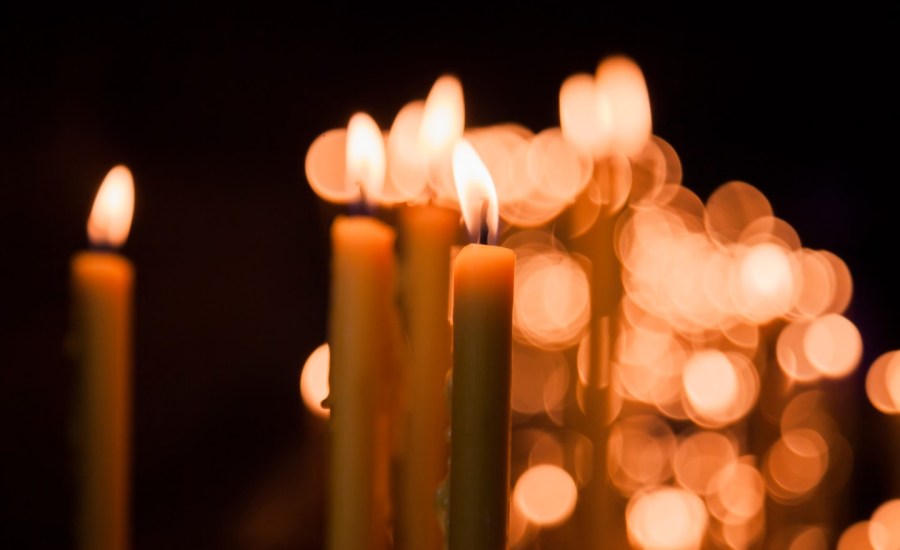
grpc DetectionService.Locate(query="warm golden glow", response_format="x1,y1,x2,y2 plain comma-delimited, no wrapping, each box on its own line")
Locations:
559,72,611,157
385,100,429,202
420,75,465,158
705,181,772,244
765,429,829,502
509,236,590,350
608,415,676,495
626,486,707,550
345,112,386,208
866,351,900,414
299,343,330,419
595,55,652,157
803,313,863,379
870,499,900,550
513,464,578,527
733,242,796,324
707,460,765,525
452,139,500,243
306,129,352,203
838,521,874,550
682,350,758,428
87,165,135,248
672,431,739,496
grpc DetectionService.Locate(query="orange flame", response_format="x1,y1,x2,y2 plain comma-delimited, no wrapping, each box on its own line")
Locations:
345,112,386,208
87,165,135,248
452,139,499,244
420,75,465,158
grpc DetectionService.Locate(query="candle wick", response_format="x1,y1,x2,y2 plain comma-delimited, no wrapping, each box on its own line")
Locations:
477,201,489,245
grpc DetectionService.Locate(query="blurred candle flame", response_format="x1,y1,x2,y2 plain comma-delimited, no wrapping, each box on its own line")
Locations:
346,112,386,209
420,75,465,159
87,165,135,248
452,139,499,244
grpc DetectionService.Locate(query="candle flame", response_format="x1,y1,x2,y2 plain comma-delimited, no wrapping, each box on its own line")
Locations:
420,75,465,158
345,112,386,208
87,165,135,248
452,139,499,244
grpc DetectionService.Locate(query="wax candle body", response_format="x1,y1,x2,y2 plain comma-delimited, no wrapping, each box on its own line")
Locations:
70,250,134,550
396,204,458,550
327,215,397,550
449,243,515,550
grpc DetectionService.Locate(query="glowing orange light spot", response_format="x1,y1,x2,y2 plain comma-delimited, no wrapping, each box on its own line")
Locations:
299,343,330,419
837,521,874,550
508,498,531,548
559,72,611,157
513,465,578,528
820,250,853,315
870,499,900,550
793,249,836,319
866,351,900,414
452,139,500,244
87,165,135,248
420,75,465,158
626,486,708,550
672,431,739,496
707,460,765,525
385,101,429,203
346,112,386,208
511,242,590,350
733,242,796,324
682,351,758,428
705,181,773,245
765,429,829,503
777,320,822,383
305,129,354,203
608,415,676,495
595,55,652,157
803,313,863,379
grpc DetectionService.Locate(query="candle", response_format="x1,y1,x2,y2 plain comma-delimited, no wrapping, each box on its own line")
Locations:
393,74,464,550
396,204,457,550
448,140,515,550
324,112,396,550
70,165,135,550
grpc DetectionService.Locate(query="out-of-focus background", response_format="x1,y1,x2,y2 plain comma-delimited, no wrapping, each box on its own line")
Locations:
0,6,895,548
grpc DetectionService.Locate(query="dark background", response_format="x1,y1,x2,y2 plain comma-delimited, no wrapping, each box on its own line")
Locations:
1,6,896,549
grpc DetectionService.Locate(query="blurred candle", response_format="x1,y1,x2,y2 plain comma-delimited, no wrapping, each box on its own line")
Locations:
70,165,135,550
325,112,395,550
448,140,515,550
396,204,457,550
394,75,463,550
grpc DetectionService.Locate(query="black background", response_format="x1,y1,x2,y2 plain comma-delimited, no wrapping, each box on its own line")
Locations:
1,6,896,548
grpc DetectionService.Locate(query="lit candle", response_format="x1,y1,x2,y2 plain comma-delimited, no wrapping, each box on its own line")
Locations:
70,165,135,550
394,75,463,550
325,112,396,550
448,139,515,550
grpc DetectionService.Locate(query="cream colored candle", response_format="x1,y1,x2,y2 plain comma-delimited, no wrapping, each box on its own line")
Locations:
70,165,135,550
327,215,396,550
448,139,515,550
324,111,397,550
396,204,458,550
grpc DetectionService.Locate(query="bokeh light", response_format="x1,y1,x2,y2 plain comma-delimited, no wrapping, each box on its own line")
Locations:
300,343,330,419
870,499,900,550
513,464,578,527
626,486,707,550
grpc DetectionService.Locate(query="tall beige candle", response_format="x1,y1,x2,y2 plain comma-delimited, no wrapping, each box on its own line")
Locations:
448,139,515,550
326,215,396,550
396,204,458,550
70,165,135,550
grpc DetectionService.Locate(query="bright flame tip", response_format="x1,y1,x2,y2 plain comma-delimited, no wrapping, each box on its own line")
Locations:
87,164,135,248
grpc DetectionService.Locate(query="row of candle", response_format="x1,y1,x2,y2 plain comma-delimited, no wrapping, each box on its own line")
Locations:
66,54,900,549
299,55,900,549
